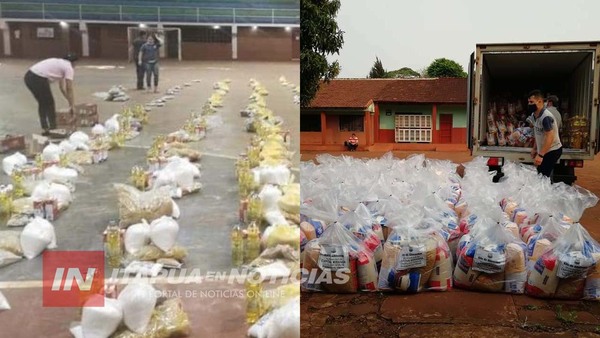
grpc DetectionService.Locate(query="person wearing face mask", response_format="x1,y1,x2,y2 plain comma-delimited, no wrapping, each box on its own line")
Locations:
528,90,562,178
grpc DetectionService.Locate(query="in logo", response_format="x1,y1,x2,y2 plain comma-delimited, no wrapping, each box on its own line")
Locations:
42,251,105,307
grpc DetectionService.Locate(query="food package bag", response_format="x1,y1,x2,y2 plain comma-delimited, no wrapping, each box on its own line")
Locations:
2,152,27,175
0,231,23,256
111,298,191,338
248,296,300,338
91,124,106,136
0,249,22,268
299,217,326,239
20,217,57,259
149,216,179,252
259,185,283,212
132,244,188,262
454,223,524,293
43,166,78,184
300,222,316,241
526,215,570,268
377,225,439,293
428,244,453,291
42,144,62,162
69,131,90,150
117,282,157,333
278,188,300,215
124,220,151,255
31,181,72,208
0,290,10,310
81,295,123,338
526,223,600,299
338,207,383,265
583,253,600,300
302,222,373,293
58,140,77,154
254,165,291,186
105,115,120,134
265,224,300,250
115,184,174,227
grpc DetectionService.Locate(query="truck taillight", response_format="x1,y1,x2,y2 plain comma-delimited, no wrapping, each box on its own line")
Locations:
487,157,504,166
563,160,584,168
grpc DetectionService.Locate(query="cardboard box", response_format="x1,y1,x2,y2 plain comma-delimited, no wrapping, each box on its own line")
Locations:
75,103,99,127
33,199,59,221
27,134,49,156
0,135,26,153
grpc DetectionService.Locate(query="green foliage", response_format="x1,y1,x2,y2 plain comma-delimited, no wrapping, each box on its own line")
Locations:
300,0,344,107
425,58,467,78
368,57,388,78
387,67,420,78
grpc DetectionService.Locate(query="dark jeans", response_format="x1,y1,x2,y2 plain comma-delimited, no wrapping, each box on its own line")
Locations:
24,70,55,130
136,63,145,89
344,141,358,151
537,147,563,178
145,62,159,87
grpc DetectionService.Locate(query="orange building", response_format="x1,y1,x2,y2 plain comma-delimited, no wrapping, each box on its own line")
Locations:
301,78,468,152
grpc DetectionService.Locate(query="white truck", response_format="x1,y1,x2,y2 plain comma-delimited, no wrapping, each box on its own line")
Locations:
467,41,600,184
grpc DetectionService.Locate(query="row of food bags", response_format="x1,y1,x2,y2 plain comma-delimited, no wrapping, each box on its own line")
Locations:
300,153,600,299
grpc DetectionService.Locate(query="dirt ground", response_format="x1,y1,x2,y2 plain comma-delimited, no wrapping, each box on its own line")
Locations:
300,150,600,337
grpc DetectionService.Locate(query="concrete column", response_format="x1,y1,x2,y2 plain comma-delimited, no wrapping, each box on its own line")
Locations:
79,21,89,57
321,111,327,145
374,103,380,143
232,25,238,60
157,23,165,58
432,104,438,143
0,20,10,56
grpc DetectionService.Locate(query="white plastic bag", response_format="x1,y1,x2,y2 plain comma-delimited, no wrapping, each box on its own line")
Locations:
2,152,27,175
43,166,78,184
0,290,10,310
81,295,123,338
32,181,72,207
105,115,120,134
117,282,157,333
255,165,291,186
59,140,77,154
91,124,106,136
69,131,90,150
20,217,57,259
259,185,283,212
257,296,300,338
42,144,62,162
124,221,151,255
149,216,179,252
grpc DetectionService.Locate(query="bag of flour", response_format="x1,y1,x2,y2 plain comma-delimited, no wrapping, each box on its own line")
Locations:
20,217,57,259
149,216,179,252
2,152,27,175
117,282,157,333
124,220,151,255
81,295,123,338
42,144,62,162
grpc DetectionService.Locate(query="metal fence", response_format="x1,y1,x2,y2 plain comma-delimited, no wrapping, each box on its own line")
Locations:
0,2,299,25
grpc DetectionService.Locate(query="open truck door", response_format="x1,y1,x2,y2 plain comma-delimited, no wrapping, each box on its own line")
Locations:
466,52,475,154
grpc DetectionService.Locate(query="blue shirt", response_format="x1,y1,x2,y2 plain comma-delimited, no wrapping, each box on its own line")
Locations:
140,42,161,63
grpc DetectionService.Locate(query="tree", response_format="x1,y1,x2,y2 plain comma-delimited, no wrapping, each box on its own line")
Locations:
300,0,344,107
368,57,388,78
387,67,420,78
425,58,467,78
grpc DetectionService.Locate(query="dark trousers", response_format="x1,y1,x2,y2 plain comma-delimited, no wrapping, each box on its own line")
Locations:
537,147,563,178
344,141,358,151
136,63,145,89
145,62,159,87
24,70,55,130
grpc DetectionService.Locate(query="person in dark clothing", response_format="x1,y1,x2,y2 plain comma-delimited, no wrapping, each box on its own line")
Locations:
138,33,162,93
130,30,147,90
24,54,78,136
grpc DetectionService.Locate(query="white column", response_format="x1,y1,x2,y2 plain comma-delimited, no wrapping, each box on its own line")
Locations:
79,21,89,57
232,25,238,60
157,23,166,58
0,20,10,56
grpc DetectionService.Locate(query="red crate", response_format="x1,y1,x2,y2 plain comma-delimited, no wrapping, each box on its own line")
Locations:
0,134,26,153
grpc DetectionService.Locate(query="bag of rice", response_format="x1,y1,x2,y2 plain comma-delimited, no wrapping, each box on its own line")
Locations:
20,217,57,259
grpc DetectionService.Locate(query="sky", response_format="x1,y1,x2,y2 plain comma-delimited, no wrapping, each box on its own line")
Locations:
329,0,600,78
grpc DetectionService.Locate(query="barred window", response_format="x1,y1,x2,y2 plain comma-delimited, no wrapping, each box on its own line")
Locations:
181,26,231,43
339,115,364,132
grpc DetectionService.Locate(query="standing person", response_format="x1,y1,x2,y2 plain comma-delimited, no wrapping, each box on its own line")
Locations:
130,30,147,90
24,54,78,136
528,90,562,178
138,33,162,93
344,133,359,151
545,95,562,130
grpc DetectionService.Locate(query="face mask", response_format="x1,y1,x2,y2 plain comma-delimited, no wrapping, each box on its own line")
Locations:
527,103,537,113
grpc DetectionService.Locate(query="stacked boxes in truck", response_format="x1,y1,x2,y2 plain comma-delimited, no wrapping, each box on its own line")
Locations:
467,42,600,184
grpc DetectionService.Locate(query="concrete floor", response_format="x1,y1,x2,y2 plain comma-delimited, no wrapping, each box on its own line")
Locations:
0,58,298,336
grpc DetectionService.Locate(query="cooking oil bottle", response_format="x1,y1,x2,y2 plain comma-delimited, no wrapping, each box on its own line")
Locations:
245,271,263,325
105,221,122,268
231,224,244,267
244,221,261,264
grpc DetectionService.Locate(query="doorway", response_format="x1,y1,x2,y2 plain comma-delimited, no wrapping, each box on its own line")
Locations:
439,114,453,143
